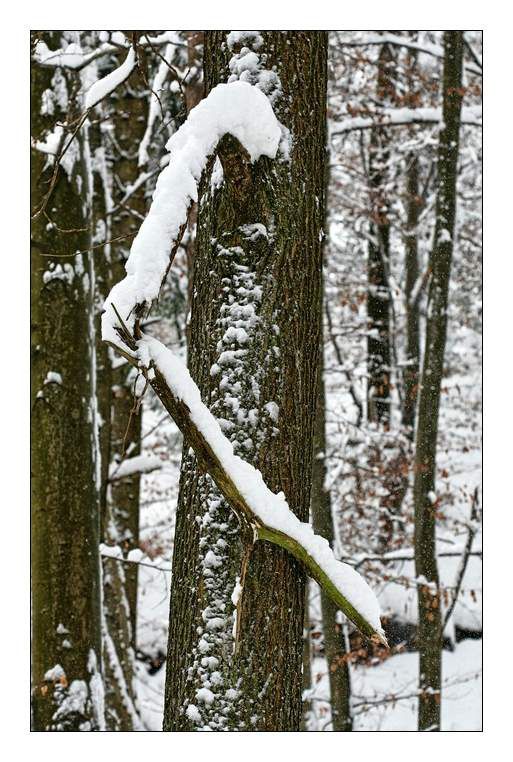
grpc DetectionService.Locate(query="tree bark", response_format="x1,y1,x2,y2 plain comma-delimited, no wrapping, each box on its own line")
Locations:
366,43,395,426
31,31,103,731
163,31,327,731
403,42,422,437
413,30,464,732
99,58,148,729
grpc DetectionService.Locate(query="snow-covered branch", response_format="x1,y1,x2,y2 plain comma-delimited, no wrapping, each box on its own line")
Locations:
108,454,162,482
102,80,282,347
84,48,136,110
331,106,482,136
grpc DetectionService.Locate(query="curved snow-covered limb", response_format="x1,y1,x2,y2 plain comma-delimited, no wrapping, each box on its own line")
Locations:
101,80,281,347
107,332,387,646
84,48,136,110
331,105,482,135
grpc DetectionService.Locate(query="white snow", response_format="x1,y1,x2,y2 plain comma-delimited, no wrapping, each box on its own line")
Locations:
195,687,215,705
44,371,63,385
185,703,202,722
84,48,136,110
102,81,281,346
332,106,482,134
44,664,66,681
109,454,162,481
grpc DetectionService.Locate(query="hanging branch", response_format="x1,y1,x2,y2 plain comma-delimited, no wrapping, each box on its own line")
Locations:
442,488,480,630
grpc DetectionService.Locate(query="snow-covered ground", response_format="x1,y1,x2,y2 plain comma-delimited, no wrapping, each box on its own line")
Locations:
307,639,481,731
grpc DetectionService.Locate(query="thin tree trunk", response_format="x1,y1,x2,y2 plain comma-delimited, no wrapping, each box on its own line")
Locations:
31,32,103,731
403,42,422,437
311,350,352,731
163,31,327,731
107,69,149,645
367,43,395,426
413,30,464,732
403,152,421,435
97,53,147,729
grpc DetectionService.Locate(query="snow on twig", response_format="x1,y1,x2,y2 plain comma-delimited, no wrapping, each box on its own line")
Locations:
84,48,136,110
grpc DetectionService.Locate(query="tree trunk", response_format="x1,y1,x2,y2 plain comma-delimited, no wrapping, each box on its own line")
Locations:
31,32,103,731
403,42,422,437
413,30,464,732
311,350,352,731
366,43,395,426
403,152,421,435
99,60,149,728
106,68,149,645
163,31,327,731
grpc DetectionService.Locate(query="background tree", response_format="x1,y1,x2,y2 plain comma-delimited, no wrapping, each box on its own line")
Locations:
413,30,464,732
31,30,103,731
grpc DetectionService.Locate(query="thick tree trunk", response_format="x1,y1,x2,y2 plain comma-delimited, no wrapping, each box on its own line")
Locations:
311,351,352,731
163,31,327,731
31,32,103,731
413,31,464,732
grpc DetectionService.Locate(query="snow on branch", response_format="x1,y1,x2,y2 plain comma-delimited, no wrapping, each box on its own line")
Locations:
101,80,282,348
339,33,482,76
331,106,482,136
108,330,387,645
84,48,136,110
33,32,179,71
108,454,162,482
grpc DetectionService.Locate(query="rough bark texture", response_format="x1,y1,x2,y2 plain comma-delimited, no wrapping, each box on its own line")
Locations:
163,31,327,732
366,43,395,426
31,32,103,731
311,351,352,731
413,31,464,732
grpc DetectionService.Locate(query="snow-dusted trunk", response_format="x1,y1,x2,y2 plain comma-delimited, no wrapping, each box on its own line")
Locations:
366,43,395,426
31,32,103,731
413,31,464,732
163,31,328,731
100,65,148,729
311,349,352,731
106,69,149,641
